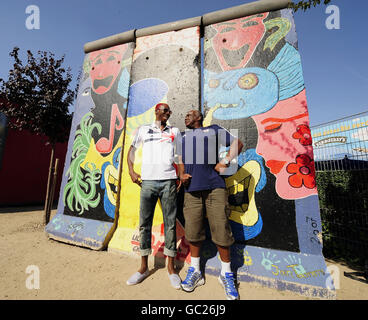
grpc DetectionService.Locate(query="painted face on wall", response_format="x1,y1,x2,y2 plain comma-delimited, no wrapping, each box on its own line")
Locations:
204,67,279,120
204,43,305,121
89,45,127,95
74,77,94,125
211,13,268,70
252,90,318,200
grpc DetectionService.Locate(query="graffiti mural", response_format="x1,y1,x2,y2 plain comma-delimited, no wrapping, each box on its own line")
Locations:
252,89,317,200
107,27,201,264
45,43,134,249
44,4,334,297
202,9,332,296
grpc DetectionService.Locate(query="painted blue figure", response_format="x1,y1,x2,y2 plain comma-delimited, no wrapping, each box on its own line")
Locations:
127,78,169,117
74,76,95,125
204,43,304,120
117,67,131,99
203,43,305,242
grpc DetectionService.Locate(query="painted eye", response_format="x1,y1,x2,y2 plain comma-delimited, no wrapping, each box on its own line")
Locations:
95,58,103,65
238,73,258,90
82,87,91,96
264,123,282,133
209,79,220,88
220,27,236,34
107,55,116,62
242,21,258,28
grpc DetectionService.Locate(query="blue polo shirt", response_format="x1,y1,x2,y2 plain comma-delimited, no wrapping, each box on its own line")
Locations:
181,124,235,192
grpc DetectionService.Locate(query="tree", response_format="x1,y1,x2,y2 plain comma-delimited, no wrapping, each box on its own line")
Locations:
0,47,76,224
289,0,332,11
0,47,74,142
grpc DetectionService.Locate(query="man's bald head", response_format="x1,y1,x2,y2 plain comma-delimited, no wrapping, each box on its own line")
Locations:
192,110,203,122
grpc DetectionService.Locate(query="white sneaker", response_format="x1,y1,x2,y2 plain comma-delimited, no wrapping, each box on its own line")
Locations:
168,273,181,289
126,270,149,285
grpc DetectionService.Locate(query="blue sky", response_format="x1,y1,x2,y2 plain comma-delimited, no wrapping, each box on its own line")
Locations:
0,0,367,126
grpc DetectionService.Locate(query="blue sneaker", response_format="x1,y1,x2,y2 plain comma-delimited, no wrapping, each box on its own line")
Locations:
181,267,205,292
218,272,239,300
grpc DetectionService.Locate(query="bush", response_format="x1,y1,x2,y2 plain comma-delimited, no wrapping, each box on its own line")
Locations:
316,169,368,269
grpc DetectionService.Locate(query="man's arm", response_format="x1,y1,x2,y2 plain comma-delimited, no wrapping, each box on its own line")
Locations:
215,138,243,173
174,129,191,188
177,155,192,187
127,145,142,186
128,127,143,186
226,138,244,162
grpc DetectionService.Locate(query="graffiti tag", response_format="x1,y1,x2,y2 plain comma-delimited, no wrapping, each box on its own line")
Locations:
306,216,322,246
271,264,325,279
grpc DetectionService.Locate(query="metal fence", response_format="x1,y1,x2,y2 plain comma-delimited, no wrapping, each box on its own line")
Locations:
311,111,368,271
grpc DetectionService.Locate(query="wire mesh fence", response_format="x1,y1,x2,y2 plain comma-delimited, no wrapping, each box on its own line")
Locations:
312,111,368,269
315,169,368,267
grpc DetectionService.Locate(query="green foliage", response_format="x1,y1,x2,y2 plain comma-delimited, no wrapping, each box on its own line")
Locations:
0,47,75,144
316,170,368,268
289,0,332,12
63,112,102,214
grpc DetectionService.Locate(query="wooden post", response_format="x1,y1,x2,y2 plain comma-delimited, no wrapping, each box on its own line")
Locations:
43,146,54,225
45,158,59,225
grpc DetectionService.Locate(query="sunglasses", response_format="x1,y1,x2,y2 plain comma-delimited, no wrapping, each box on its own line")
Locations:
156,103,172,114
160,108,172,114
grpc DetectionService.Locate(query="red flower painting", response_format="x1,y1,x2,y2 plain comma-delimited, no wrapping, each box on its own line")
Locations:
292,124,312,146
286,154,316,189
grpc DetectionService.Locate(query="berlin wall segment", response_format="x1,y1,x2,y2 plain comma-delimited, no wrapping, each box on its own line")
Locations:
45,43,135,250
45,1,335,298
201,8,335,298
107,27,201,266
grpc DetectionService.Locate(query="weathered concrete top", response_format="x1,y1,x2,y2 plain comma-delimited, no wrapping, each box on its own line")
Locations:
83,0,291,53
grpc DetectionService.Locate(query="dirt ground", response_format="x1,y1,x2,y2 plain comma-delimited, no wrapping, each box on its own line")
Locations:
0,206,367,300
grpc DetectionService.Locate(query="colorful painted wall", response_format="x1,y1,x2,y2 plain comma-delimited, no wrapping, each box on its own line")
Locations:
45,7,334,298
46,43,135,249
201,9,334,297
108,27,201,264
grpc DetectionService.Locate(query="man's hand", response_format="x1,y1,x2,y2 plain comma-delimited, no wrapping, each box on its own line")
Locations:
214,162,228,174
176,179,182,192
130,171,142,187
180,173,192,187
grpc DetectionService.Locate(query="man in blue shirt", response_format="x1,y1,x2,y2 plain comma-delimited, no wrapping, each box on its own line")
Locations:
178,109,243,300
